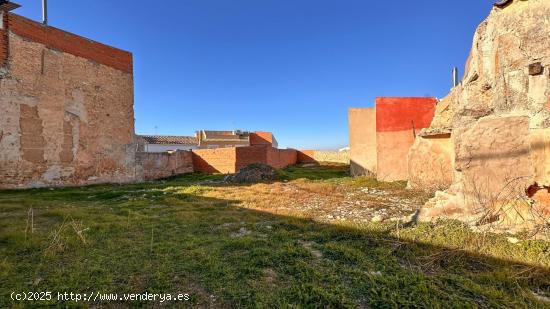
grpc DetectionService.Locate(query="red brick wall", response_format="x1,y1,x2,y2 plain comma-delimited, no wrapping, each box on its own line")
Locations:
235,146,268,170
250,132,274,146
0,13,7,68
267,148,298,168
6,14,132,73
192,146,297,173
297,150,316,163
192,148,237,173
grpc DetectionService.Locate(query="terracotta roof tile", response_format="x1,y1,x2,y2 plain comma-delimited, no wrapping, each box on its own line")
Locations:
139,135,197,146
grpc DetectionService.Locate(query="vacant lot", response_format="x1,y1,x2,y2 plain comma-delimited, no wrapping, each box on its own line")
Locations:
1,164,549,308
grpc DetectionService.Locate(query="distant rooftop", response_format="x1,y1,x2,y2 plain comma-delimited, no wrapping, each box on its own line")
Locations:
199,130,250,142
139,135,197,146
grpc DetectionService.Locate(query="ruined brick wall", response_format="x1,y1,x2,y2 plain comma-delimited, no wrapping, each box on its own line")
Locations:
192,146,297,173
375,97,436,181
349,108,377,175
0,14,135,188
135,151,193,181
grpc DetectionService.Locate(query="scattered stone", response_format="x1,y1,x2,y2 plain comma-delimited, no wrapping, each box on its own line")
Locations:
532,291,550,303
367,271,382,276
32,278,42,286
371,215,384,223
230,227,251,238
301,163,318,168
299,240,323,258
506,237,520,244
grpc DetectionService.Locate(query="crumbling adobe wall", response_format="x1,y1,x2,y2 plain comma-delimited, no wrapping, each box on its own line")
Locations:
415,0,550,229
407,133,454,191
0,14,136,188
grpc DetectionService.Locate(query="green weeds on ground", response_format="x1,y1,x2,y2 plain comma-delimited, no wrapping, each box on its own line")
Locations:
0,164,549,308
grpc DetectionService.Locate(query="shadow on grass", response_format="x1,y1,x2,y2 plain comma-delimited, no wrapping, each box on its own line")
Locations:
0,180,549,308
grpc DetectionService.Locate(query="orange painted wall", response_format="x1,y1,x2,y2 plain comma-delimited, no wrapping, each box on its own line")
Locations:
375,97,436,181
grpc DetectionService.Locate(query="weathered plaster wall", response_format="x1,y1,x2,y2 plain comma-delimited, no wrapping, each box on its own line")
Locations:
0,14,135,188
375,97,436,181
407,134,454,191
348,108,376,175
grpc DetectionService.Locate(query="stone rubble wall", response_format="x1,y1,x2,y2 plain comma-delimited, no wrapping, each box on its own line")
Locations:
413,0,550,230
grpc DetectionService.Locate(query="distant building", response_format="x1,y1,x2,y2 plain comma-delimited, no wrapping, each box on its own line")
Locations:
138,135,198,152
196,130,278,149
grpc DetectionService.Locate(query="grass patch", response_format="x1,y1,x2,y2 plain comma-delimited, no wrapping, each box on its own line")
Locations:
0,165,549,307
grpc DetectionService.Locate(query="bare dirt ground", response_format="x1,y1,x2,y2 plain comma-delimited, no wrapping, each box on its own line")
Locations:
205,176,429,225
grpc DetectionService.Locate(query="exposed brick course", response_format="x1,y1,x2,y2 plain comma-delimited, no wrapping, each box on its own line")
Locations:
0,12,7,68
7,14,132,73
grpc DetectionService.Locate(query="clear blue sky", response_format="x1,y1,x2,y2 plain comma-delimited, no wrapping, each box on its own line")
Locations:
15,0,493,149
